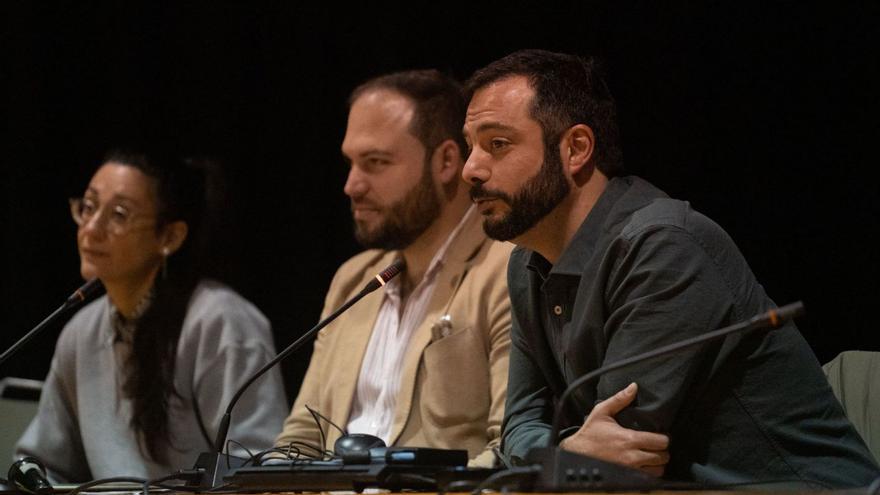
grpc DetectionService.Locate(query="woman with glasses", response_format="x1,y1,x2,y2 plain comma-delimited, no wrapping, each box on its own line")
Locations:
16,150,287,482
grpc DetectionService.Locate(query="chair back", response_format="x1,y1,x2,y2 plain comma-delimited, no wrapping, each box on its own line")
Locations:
0,377,43,463
823,350,880,463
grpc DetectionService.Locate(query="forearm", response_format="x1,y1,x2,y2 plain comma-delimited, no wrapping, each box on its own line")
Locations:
500,331,555,464
15,365,90,483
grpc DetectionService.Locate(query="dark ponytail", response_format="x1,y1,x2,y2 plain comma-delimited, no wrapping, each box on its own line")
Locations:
102,149,217,464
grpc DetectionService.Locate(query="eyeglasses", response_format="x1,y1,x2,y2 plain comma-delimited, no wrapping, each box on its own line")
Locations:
69,197,156,235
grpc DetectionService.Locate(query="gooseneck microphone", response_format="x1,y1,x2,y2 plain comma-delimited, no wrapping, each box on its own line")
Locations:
511,302,806,492
0,279,105,367
213,258,404,452
547,301,805,445
196,259,405,488
64,278,105,306
360,260,406,294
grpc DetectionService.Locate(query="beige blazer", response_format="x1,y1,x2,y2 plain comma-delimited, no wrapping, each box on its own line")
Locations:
276,213,512,467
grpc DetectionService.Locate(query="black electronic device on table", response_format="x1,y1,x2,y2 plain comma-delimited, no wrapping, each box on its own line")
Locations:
222,446,481,492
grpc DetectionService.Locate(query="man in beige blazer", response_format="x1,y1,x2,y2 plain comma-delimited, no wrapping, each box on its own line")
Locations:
275,69,511,467
276,68,668,469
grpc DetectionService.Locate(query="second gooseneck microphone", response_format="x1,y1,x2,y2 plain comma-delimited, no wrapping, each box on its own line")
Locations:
0,279,104,367
546,301,806,444
212,259,405,452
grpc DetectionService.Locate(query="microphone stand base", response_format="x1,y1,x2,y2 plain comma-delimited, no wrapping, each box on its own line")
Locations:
187,452,247,491
525,446,662,491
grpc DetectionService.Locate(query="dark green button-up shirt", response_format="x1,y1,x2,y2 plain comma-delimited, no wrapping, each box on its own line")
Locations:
502,176,879,487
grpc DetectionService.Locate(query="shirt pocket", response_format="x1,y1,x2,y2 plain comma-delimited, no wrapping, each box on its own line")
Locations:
420,325,490,427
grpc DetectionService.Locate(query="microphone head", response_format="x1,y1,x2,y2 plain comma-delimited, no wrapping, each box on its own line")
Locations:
378,259,406,284
7,457,52,495
65,278,105,306
360,259,407,294
775,301,805,321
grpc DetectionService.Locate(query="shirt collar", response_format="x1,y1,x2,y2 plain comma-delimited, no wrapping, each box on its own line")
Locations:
527,176,635,279
384,205,477,297
109,285,155,344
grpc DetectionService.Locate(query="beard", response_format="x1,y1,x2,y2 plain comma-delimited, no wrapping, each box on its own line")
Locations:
470,143,570,241
353,161,442,250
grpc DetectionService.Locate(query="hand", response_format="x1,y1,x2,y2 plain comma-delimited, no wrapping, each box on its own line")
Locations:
559,382,670,477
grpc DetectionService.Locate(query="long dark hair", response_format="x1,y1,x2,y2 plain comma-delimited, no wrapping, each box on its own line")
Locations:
102,149,215,464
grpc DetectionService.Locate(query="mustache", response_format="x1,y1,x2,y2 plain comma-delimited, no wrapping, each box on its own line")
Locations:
350,200,381,211
469,183,513,204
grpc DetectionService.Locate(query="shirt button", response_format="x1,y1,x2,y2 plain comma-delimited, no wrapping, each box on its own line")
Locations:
553,305,563,315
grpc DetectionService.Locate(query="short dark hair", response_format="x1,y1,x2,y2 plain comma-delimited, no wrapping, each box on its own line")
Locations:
465,49,624,177
349,69,467,161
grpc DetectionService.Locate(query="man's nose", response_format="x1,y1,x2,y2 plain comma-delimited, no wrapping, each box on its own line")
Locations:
462,148,491,185
343,167,368,198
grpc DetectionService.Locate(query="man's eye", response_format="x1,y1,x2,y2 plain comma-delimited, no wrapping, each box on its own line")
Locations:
490,138,509,151
366,158,390,168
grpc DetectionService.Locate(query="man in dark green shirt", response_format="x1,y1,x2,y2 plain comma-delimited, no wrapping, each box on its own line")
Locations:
461,49,879,488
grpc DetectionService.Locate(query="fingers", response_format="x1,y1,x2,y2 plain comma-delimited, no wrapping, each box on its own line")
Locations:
629,430,670,451
590,382,638,417
637,449,670,467
573,382,673,477
623,448,669,471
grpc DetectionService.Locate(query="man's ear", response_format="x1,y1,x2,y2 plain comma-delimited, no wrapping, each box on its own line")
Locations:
431,139,464,185
159,221,189,256
560,124,595,176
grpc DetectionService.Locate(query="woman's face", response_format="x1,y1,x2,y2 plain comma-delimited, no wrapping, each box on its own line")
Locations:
76,162,166,286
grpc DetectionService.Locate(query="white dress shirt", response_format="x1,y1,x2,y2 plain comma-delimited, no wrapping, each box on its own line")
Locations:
346,207,476,443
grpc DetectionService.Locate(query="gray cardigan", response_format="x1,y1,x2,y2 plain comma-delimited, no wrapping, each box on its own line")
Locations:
16,280,287,482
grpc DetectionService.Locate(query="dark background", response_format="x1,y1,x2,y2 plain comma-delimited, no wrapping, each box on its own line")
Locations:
3,2,879,404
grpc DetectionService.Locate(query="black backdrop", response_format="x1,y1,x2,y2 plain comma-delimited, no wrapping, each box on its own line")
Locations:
3,2,879,404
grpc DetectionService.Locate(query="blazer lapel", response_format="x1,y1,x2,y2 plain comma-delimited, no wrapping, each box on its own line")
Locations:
388,211,487,443
328,252,396,432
